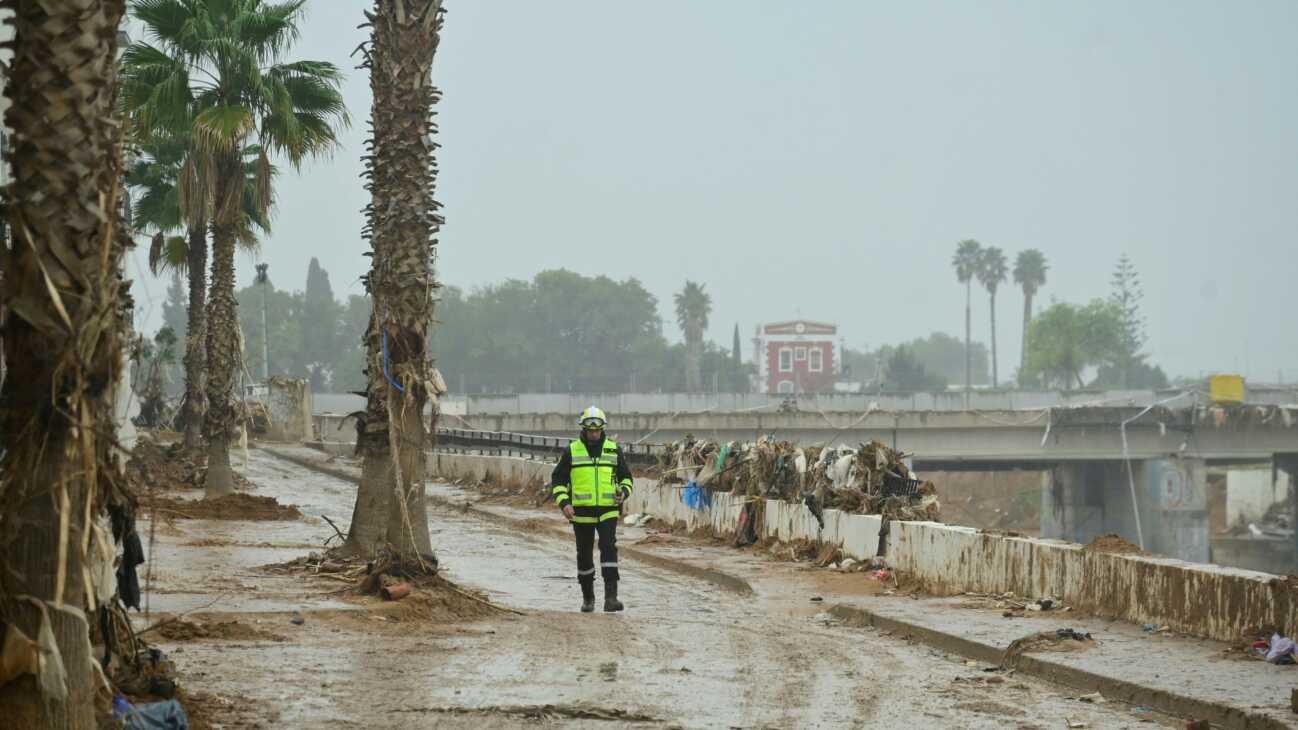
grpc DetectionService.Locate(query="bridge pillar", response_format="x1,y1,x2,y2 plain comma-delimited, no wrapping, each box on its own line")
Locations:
1042,457,1208,562
1280,455,1298,574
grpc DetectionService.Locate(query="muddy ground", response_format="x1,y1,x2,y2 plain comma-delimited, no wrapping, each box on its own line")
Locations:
130,447,1181,729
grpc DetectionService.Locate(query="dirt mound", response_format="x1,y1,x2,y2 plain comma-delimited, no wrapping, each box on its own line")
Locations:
126,438,257,495
157,619,284,643
127,439,201,491
143,493,303,521
1083,533,1146,555
384,582,498,623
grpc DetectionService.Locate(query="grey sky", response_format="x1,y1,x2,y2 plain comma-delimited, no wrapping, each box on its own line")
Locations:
130,0,1298,382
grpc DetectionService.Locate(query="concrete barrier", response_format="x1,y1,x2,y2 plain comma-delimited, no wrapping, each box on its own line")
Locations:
425,451,1298,643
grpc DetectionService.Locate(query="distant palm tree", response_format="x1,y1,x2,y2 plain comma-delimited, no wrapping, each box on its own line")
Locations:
122,0,348,497
951,239,982,399
977,246,1008,387
129,139,271,448
674,281,712,393
1013,249,1048,378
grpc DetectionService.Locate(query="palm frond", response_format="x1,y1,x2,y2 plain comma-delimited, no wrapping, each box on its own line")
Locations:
192,104,256,154
148,232,190,275
131,0,195,48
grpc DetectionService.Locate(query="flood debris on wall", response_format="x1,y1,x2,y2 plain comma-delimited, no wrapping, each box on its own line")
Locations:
660,435,941,521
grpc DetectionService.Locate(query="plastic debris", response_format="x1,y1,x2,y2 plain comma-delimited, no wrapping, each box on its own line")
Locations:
682,480,711,511
114,695,191,730
1266,633,1296,664
622,512,653,526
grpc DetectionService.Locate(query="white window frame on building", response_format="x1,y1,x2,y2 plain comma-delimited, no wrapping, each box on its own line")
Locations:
778,347,793,372
777,380,795,394
808,347,823,372
794,346,807,362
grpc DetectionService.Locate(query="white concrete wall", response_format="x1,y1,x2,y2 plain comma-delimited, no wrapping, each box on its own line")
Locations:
428,452,1298,643
1226,468,1291,528
266,378,312,442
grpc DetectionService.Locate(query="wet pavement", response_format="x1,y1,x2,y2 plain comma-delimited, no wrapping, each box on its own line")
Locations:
137,446,1185,728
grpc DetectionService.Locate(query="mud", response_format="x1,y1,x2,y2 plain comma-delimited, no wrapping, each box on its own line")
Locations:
147,446,1206,729
1084,533,1147,555
155,618,284,643
142,493,303,521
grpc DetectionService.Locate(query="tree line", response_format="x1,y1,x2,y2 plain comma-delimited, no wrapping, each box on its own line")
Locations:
951,241,1167,392
155,264,750,396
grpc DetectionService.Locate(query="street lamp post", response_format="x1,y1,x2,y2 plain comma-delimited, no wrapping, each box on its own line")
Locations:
255,263,270,381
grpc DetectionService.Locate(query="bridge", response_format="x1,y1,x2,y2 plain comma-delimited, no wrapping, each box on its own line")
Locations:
439,404,1298,471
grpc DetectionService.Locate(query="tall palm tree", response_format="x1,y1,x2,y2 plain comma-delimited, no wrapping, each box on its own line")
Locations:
128,138,269,448
121,0,348,497
951,239,982,400
674,281,712,393
0,2,129,725
1013,249,1048,378
976,246,1008,388
346,0,446,560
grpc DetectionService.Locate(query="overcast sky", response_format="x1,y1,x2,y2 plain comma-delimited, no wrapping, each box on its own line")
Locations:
128,0,1298,383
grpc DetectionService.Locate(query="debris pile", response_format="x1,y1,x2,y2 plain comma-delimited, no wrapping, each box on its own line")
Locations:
660,435,941,521
1001,628,1096,668
264,546,512,621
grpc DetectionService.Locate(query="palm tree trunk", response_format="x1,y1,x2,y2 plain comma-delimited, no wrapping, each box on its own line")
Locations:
989,291,998,388
347,312,393,556
964,280,972,402
204,153,244,498
0,1,127,725
686,335,702,393
350,0,445,560
183,224,207,449
1020,290,1032,378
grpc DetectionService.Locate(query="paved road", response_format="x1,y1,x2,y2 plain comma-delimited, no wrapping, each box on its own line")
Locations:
136,448,1178,728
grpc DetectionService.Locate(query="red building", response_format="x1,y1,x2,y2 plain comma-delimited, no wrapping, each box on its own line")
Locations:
753,320,840,394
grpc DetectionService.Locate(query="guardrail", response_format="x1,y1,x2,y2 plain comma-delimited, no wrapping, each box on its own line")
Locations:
434,428,665,465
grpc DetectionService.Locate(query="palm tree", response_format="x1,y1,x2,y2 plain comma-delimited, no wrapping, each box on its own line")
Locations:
951,239,982,400
346,0,447,560
121,0,348,497
129,138,270,448
0,2,129,724
674,281,712,393
1013,249,1048,379
977,247,1008,388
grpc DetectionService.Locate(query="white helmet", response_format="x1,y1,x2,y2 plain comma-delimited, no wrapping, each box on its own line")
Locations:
578,405,607,429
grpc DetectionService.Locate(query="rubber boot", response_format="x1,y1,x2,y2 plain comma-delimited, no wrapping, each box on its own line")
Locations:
580,581,596,613
603,580,624,612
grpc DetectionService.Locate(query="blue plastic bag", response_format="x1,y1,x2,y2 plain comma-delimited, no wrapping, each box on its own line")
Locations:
114,695,190,730
682,480,711,512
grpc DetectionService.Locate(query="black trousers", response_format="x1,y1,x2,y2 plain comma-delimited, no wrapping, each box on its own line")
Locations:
573,520,618,585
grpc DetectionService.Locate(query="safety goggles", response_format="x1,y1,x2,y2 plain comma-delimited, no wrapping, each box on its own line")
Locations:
580,419,606,430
